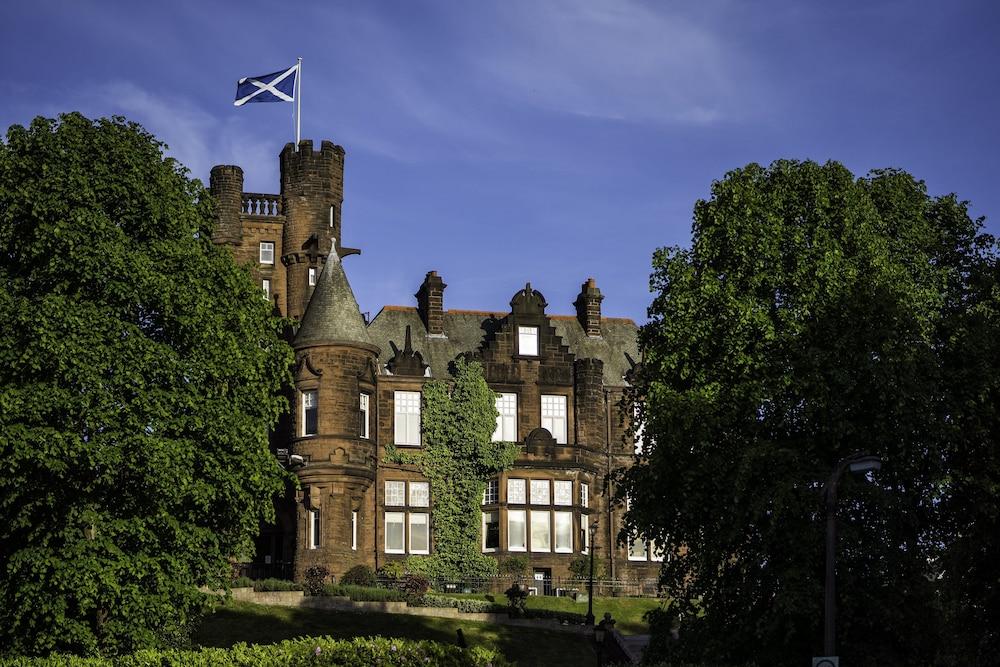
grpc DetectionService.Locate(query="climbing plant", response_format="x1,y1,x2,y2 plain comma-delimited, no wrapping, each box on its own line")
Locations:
385,359,518,578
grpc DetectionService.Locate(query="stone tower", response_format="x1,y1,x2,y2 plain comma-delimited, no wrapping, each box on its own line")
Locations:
291,247,380,579
280,140,345,321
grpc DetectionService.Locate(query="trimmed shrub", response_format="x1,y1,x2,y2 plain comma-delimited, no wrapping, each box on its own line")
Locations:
230,576,253,588
378,561,405,581
504,584,528,618
0,635,511,666
341,564,377,587
397,573,431,604
253,578,302,592
421,595,503,614
321,584,407,602
567,554,607,580
303,565,331,596
499,555,528,576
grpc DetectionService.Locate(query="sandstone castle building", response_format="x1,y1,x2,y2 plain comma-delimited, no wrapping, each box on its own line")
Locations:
209,139,659,589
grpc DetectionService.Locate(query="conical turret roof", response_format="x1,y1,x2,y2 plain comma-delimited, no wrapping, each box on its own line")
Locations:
294,248,377,351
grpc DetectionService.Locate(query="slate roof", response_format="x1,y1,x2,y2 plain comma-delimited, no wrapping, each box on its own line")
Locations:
367,306,638,387
294,251,376,350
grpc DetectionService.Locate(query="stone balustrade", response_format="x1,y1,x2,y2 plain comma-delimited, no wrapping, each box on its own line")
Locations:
241,193,283,217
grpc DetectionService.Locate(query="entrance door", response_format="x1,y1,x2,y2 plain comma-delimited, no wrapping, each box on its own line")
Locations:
533,568,553,596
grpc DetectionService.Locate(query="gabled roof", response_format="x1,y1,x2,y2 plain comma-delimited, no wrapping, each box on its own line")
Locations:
366,306,638,386
294,250,376,351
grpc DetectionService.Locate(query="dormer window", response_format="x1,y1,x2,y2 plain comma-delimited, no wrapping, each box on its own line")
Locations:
518,326,538,356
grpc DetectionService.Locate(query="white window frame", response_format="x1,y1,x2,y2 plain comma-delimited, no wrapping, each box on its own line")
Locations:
554,480,573,506
408,513,430,554
483,479,498,505
507,509,527,551
384,512,405,554
541,395,567,444
530,479,550,505
492,393,518,442
385,481,406,507
530,510,551,552
581,514,589,554
554,511,573,553
409,481,430,508
482,510,500,552
308,266,318,286
262,279,271,301
259,241,274,264
518,326,538,356
650,540,665,562
302,390,318,437
394,391,421,446
308,509,320,549
359,393,370,439
351,510,358,551
507,478,526,505
581,483,590,508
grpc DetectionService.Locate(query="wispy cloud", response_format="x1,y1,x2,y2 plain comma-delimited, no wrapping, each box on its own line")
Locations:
465,0,757,125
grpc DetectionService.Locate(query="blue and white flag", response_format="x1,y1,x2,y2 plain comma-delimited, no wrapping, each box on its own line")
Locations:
234,64,298,106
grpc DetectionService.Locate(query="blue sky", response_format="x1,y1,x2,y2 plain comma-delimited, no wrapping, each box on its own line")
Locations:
2,1,998,322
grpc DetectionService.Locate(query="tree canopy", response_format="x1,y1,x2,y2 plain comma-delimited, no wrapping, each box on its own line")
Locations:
618,160,1000,666
0,113,293,656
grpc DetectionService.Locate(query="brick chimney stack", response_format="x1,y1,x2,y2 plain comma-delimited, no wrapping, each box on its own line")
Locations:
574,277,603,337
416,271,447,336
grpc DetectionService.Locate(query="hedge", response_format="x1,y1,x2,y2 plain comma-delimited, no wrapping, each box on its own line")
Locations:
320,584,407,602
0,636,510,666
420,595,504,614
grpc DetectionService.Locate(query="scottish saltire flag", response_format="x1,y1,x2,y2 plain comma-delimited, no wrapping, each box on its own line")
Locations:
234,64,298,106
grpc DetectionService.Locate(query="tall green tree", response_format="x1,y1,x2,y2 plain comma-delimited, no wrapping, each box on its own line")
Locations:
0,114,292,656
618,160,1000,666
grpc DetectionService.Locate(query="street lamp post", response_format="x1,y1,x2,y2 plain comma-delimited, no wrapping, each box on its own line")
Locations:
585,522,598,626
821,452,882,658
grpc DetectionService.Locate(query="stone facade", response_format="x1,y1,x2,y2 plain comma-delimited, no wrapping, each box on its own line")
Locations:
210,138,662,586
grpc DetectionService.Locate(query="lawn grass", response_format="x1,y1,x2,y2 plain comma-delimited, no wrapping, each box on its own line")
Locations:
445,592,665,635
194,600,596,666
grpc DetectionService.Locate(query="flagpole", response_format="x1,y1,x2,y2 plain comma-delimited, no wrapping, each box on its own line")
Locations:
294,57,302,151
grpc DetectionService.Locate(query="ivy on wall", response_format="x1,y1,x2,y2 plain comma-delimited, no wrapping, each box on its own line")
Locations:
385,359,518,578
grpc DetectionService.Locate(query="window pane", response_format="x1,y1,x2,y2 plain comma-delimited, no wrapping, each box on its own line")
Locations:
581,514,589,554
554,481,572,506
351,510,358,551
385,481,405,506
359,394,370,439
259,241,274,264
409,513,429,554
409,482,430,507
555,511,573,553
507,478,526,504
530,479,549,505
634,404,645,454
394,391,421,446
541,395,567,444
508,510,526,550
581,483,590,508
309,510,320,549
303,390,317,436
530,511,551,552
629,536,648,560
262,279,271,300
483,511,500,551
308,267,317,286
493,393,517,441
385,512,405,553
483,479,498,505
518,326,538,356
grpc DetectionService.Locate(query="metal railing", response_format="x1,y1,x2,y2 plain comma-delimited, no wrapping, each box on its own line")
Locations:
378,575,663,599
